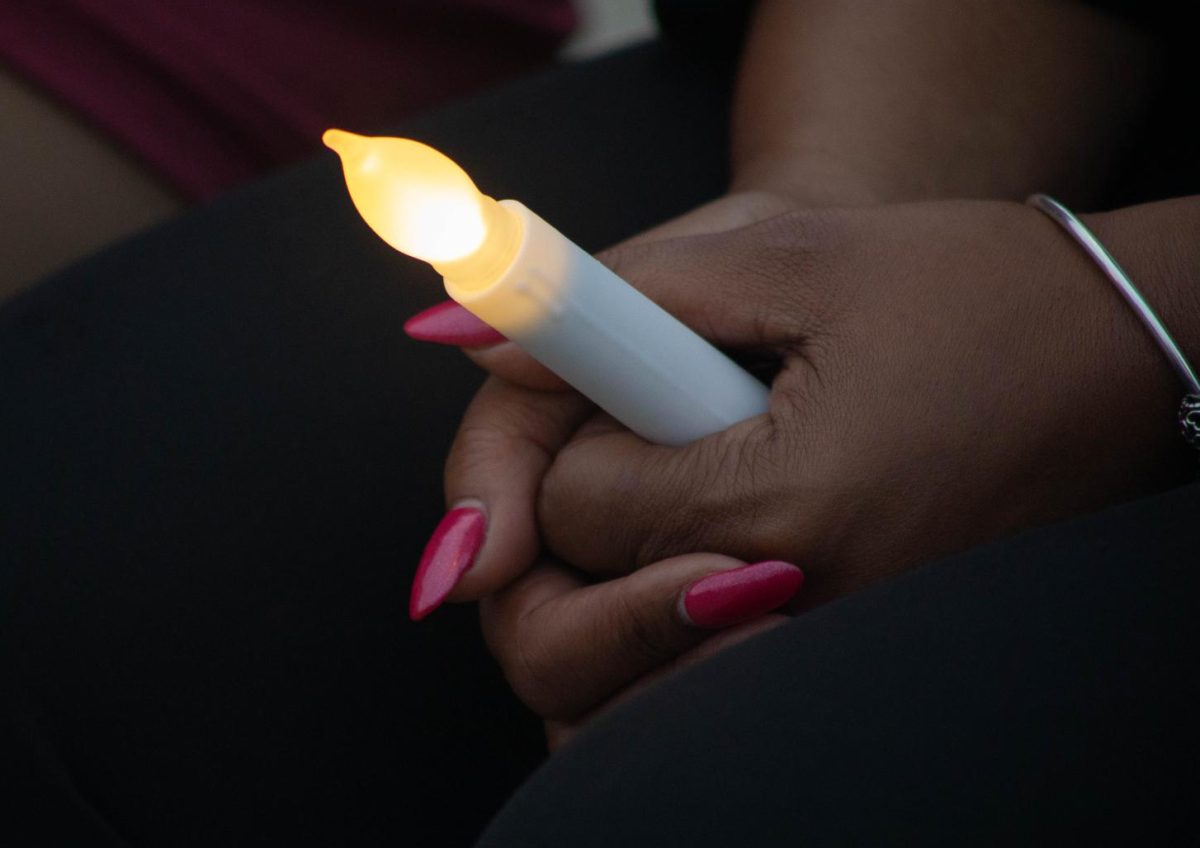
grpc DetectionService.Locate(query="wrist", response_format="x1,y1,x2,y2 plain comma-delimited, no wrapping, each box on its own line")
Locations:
1083,198,1200,389
1075,197,1200,469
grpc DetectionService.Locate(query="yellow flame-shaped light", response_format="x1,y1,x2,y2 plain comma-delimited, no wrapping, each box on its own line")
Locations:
323,129,488,264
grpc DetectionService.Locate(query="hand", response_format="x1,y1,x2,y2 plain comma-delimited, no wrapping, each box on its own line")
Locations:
406,0,1169,745
405,195,805,745
480,554,802,748
439,197,1185,608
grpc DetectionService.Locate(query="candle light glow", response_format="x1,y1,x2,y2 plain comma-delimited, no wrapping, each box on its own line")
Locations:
323,129,489,264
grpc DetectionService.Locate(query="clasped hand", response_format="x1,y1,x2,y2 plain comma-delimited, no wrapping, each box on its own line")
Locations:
429,193,1175,744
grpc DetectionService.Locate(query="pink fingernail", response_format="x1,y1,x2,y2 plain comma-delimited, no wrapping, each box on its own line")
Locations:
681,561,804,629
410,506,487,621
403,301,506,348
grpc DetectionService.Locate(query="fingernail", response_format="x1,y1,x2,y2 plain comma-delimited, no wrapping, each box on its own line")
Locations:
680,561,804,629
403,301,506,348
410,505,487,621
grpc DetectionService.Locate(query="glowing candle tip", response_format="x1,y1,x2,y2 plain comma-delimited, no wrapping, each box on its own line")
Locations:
323,128,492,264
322,128,364,156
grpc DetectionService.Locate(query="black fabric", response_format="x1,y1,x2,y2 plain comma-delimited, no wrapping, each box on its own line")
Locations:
1,28,1197,848
0,42,734,845
652,0,1185,43
654,0,755,54
480,482,1200,845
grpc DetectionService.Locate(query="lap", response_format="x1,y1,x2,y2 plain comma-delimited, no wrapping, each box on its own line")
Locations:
481,481,1200,846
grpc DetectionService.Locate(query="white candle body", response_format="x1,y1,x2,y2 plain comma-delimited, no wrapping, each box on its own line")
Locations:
443,201,770,446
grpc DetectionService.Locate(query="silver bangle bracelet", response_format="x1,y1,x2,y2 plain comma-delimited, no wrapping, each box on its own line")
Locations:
1026,193,1200,452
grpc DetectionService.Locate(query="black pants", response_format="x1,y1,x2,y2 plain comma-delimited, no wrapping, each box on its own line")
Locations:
2,42,1197,846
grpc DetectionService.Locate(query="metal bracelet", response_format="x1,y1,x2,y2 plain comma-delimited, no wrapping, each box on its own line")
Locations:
1027,193,1200,452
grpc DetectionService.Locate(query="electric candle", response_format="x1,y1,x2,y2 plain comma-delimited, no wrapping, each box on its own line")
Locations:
324,129,769,446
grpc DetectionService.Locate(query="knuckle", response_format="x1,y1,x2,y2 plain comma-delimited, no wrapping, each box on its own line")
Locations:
447,422,509,474
633,499,709,567
635,427,797,565
726,425,813,559
446,401,561,488
457,378,571,442
536,449,642,573
749,210,845,336
635,442,735,565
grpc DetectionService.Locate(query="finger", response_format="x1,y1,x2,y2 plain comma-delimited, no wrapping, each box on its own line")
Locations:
544,613,789,752
537,401,820,576
462,342,569,391
481,555,803,720
403,300,566,389
403,299,507,348
595,207,838,350
410,377,591,619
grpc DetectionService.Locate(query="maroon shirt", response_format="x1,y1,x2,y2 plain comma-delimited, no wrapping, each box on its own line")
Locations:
0,0,575,198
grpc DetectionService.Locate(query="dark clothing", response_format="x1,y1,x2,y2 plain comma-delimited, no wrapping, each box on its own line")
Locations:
481,482,1200,846
2,30,1197,848
0,41,736,846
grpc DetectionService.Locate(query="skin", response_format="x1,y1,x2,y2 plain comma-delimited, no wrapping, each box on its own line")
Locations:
430,0,1197,740
729,0,1158,206
0,67,183,300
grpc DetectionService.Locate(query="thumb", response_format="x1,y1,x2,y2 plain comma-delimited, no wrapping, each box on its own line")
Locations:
596,200,827,350
410,376,592,620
